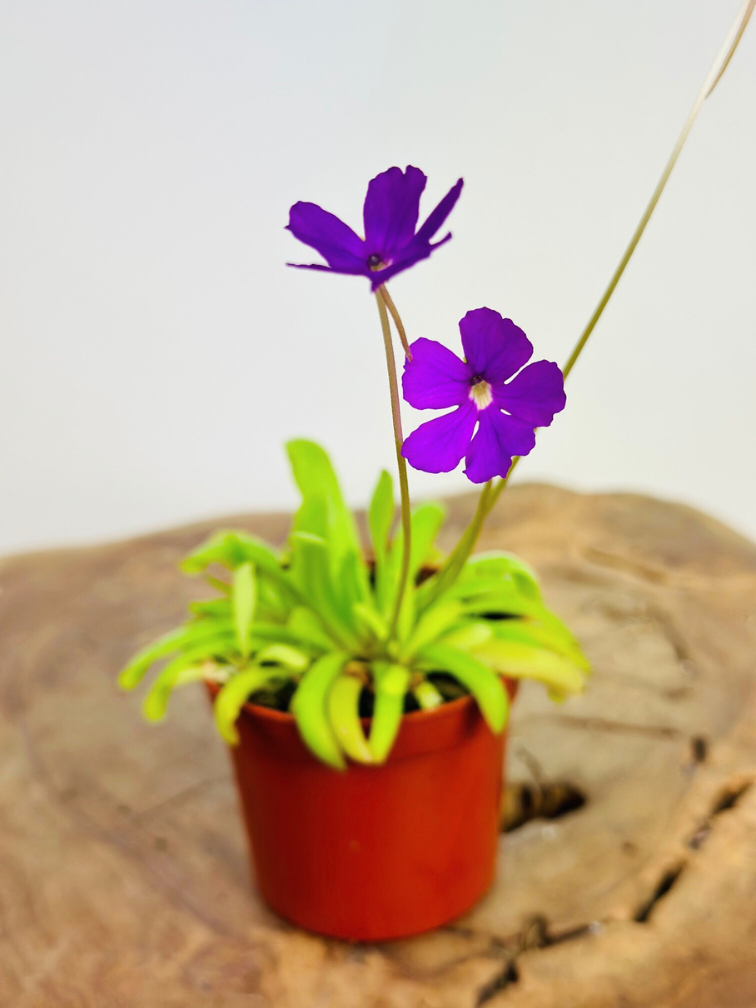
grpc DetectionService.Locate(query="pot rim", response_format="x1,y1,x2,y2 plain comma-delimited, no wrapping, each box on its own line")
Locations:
205,677,477,727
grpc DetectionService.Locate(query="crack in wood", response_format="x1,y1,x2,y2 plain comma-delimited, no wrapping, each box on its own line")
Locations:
473,916,606,1006
644,604,699,676
475,959,519,1006
634,863,686,923
524,713,683,739
581,546,676,585
687,781,753,850
502,782,586,833
690,736,708,765
710,781,752,815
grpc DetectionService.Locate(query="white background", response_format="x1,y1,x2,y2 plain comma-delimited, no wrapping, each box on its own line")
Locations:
1,0,754,555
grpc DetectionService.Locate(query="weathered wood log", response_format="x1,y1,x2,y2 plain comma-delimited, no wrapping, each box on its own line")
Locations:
1,484,755,1007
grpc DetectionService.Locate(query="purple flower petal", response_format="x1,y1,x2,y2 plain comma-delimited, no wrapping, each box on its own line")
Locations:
363,166,426,256
286,262,340,275
402,337,471,409
494,360,566,426
414,178,464,244
459,309,533,383
287,202,366,274
463,408,537,483
401,401,477,474
368,180,462,290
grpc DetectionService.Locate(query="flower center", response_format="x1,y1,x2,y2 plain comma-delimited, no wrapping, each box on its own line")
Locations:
468,375,493,409
367,253,389,271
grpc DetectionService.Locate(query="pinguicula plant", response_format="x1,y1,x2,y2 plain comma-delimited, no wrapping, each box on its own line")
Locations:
120,165,589,768
116,9,753,944
120,0,755,763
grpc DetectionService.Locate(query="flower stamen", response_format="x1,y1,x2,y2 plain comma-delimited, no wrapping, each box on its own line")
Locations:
469,377,493,409
367,253,389,271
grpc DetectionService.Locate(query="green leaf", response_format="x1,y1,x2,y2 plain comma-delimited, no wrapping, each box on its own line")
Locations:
290,495,330,544
463,552,541,596
413,677,444,710
327,673,373,764
369,470,394,594
534,609,588,664
287,443,373,624
352,602,388,644
176,663,226,686
287,607,335,650
119,623,236,691
286,440,363,559
418,643,509,734
189,598,231,619
256,576,290,621
232,563,256,659
471,638,587,696
418,550,543,614
289,529,359,648
256,643,310,671
490,618,590,671
407,502,446,582
142,633,235,720
369,662,410,763
181,530,282,578
214,666,279,745
401,600,463,661
238,619,318,649
459,588,545,620
291,651,349,770
336,548,371,610
118,628,189,690
383,501,446,633
441,620,494,651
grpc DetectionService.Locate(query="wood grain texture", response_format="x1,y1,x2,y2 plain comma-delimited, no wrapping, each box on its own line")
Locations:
1,484,755,1007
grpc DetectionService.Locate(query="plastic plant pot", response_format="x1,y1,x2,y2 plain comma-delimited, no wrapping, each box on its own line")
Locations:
208,679,518,942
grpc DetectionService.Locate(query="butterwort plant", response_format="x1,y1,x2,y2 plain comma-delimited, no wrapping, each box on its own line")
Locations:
120,165,590,768
113,3,753,942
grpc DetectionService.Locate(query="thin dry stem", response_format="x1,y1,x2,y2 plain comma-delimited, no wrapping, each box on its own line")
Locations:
375,292,413,637
378,285,412,359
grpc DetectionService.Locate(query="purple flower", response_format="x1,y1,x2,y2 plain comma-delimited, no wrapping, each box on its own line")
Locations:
286,166,463,291
401,308,566,483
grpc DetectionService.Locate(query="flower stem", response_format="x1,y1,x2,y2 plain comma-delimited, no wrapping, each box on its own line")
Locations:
422,480,492,605
428,0,755,594
378,285,412,359
375,291,412,637
485,457,519,513
561,0,755,381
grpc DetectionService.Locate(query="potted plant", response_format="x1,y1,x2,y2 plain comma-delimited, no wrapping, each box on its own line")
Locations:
120,166,589,940
119,0,754,927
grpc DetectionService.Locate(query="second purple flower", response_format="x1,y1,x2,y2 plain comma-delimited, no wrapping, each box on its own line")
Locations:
401,308,566,484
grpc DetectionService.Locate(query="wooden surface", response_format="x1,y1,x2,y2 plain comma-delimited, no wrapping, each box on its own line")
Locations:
2,484,756,1007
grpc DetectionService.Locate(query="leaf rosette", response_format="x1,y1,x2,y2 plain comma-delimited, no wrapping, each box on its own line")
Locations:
120,441,589,768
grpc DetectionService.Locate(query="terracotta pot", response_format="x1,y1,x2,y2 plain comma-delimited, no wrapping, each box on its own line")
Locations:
207,679,518,942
